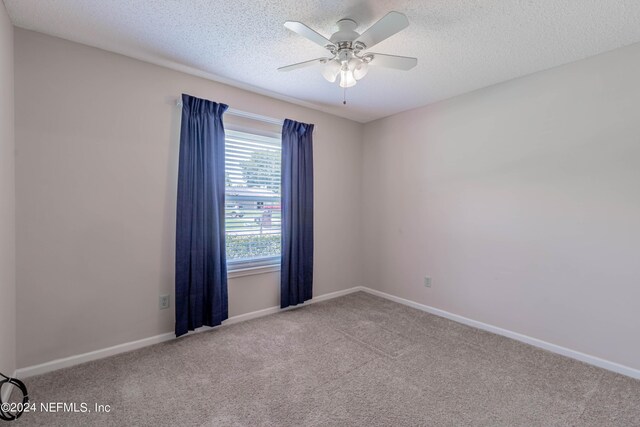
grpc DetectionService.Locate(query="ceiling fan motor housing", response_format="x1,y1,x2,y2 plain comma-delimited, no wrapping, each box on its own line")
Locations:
330,19,360,44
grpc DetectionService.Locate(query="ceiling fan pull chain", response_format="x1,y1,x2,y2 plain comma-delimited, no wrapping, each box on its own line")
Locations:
343,86,347,105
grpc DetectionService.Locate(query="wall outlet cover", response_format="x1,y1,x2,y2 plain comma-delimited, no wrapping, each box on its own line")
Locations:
424,277,432,288
159,295,170,309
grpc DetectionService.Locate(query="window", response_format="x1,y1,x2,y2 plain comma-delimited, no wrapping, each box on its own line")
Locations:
225,129,281,270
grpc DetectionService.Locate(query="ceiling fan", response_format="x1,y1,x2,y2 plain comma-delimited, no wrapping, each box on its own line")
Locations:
278,11,417,90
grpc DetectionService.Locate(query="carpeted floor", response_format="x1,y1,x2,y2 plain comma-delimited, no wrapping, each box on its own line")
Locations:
12,291,640,426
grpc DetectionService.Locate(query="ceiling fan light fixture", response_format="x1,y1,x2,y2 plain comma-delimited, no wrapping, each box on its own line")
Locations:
280,11,417,97
339,69,357,88
321,59,341,82
347,57,360,71
353,61,369,80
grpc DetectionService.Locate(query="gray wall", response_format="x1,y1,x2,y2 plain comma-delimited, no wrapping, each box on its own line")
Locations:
14,29,363,368
13,25,640,373
362,42,640,370
0,2,15,377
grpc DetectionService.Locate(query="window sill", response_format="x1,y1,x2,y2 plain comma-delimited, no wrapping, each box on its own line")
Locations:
228,264,280,279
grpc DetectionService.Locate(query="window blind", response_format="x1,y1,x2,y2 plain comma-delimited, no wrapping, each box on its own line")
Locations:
225,129,282,268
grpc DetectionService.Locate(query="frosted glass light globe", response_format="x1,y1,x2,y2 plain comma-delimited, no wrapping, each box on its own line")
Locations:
353,61,369,80
339,69,357,88
321,60,341,83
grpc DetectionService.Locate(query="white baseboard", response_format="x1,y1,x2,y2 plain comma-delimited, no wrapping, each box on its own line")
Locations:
15,285,640,380
1,370,16,403
15,286,362,379
359,287,640,380
16,333,176,379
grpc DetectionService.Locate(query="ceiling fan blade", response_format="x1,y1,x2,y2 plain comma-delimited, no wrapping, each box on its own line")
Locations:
368,53,417,70
284,21,334,48
278,58,328,72
355,11,409,49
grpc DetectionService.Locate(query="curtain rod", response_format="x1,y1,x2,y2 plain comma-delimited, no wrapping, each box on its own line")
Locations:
175,99,284,126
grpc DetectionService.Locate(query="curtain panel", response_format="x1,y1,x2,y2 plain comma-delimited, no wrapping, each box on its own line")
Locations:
175,94,229,337
280,119,314,308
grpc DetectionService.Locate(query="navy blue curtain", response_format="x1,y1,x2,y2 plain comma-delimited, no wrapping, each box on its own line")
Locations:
281,119,314,309
175,94,228,337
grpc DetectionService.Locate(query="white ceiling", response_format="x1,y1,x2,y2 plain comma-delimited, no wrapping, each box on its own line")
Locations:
5,0,640,123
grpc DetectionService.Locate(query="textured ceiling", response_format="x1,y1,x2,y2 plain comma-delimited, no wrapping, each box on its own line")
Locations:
5,0,640,122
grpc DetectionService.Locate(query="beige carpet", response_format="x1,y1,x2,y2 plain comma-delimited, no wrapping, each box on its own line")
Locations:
12,291,640,426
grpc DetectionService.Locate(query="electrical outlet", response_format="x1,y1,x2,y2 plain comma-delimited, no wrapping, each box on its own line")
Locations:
159,295,170,310
424,276,432,288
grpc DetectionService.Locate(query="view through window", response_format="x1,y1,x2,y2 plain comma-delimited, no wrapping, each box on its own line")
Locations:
225,129,281,268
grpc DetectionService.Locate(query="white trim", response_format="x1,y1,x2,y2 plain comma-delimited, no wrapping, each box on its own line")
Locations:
1,370,16,403
359,287,640,380
228,264,280,278
15,287,362,379
16,335,176,379
14,285,639,381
